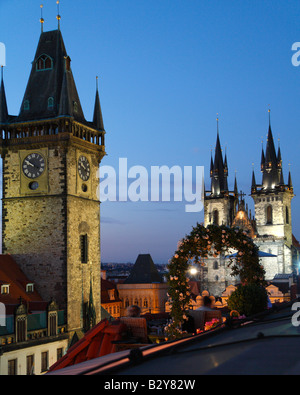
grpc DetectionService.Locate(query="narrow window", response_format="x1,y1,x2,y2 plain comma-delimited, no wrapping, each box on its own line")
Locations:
8,359,17,376
286,206,289,224
49,313,57,336
45,57,52,69
41,352,48,373
24,100,30,111
16,316,26,343
266,205,273,225
80,234,88,263
213,261,219,270
48,97,54,109
213,209,219,226
26,355,34,376
73,101,78,113
65,56,71,71
57,348,63,362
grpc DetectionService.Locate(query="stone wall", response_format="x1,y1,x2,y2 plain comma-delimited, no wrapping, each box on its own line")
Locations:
2,142,102,333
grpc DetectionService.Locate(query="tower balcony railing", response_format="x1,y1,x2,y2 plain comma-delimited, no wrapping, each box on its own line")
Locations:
0,117,105,148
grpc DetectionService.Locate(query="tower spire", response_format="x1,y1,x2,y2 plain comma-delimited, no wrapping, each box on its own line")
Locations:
40,4,44,33
56,1,61,30
93,76,105,131
0,66,9,124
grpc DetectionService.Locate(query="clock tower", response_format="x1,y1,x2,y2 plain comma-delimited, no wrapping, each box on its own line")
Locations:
0,26,106,337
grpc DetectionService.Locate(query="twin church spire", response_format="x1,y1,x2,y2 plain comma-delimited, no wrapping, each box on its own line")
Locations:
209,117,237,198
252,110,292,194
208,110,293,200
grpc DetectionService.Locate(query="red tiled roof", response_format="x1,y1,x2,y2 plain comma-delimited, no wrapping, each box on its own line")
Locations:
101,278,122,304
48,319,128,372
293,234,300,249
0,254,43,305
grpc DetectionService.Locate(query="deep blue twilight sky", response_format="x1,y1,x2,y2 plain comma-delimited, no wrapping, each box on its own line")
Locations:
1,0,300,264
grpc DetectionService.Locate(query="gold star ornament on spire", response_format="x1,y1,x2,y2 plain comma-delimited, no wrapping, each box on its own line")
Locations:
40,4,44,33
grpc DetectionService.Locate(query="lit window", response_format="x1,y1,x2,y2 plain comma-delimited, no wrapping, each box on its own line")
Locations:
1,284,10,295
26,284,34,293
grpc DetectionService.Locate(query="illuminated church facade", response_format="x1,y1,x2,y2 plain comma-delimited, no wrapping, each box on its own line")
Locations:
203,116,299,296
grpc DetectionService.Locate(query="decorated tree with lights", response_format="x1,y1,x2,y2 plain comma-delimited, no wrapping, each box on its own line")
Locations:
165,223,265,340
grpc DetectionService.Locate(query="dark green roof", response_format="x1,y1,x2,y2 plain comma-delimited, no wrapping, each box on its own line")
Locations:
17,29,85,123
124,254,163,284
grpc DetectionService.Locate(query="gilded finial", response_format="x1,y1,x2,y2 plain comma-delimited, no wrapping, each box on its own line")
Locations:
56,1,61,30
40,4,44,33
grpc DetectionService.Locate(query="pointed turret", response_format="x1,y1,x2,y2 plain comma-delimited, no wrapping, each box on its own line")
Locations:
277,146,282,167
210,151,213,177
0,67,8,124
93,77,105,131
234,174,238,196
260,147,265,172
251,170,257,193
210,122,229,196
288,170,293,192
252,111,293,198
261,113,282,190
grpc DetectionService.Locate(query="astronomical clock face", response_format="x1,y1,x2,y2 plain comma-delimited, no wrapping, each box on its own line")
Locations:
22,153,45,179
78,155,90,181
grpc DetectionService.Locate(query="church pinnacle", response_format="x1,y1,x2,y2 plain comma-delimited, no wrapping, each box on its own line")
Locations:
0,66,8,124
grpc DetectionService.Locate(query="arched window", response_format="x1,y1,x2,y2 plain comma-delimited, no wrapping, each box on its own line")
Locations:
266,205,273,225
36,54,53,71
23,100,30,111
73,101,78,113
213,261,218,270
213,209,219,225
48,97,54,109
286,206,289,224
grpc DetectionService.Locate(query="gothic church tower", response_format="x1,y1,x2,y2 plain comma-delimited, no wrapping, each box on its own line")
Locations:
0,21,106,336
251,113,294,279
204,121,238,228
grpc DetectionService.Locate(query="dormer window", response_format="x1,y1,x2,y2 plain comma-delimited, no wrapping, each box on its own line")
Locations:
65,56,71,72
1,284,10,295
26,283,34,293
23,100,30,111
73,101,78,113
48,97,54,109
36,54,53,71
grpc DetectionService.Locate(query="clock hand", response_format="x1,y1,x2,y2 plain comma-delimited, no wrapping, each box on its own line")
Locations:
25,160,35,167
